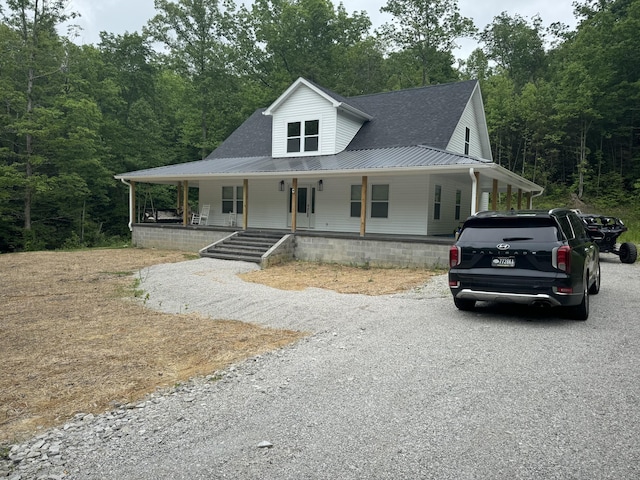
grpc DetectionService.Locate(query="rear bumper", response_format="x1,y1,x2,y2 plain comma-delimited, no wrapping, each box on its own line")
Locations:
451,286,583,307
454,288,563,307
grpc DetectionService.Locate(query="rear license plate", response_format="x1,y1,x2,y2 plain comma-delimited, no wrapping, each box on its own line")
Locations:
492,257,515,267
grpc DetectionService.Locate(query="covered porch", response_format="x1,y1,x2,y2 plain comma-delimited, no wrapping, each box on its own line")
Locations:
120,164,543,236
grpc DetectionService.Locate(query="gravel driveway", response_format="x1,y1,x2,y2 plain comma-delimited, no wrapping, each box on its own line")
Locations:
9,255,640,479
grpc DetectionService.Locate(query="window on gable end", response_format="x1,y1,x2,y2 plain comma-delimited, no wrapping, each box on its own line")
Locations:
464,127,470,155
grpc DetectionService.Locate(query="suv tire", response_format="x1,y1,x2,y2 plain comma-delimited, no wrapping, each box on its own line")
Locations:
588,264,601,295
454,297,475,311
569,277,589,321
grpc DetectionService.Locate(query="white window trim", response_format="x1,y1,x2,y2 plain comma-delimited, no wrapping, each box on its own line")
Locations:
370,184,390,220
283,117,321,157
222,186,243,214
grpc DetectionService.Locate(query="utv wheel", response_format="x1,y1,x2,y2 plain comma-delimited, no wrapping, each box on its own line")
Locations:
619,242,638,264
569,282,589,321
588,264,601,295
454,297,475,311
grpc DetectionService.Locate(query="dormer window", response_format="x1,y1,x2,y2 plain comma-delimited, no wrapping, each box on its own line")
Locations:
287,120,319,153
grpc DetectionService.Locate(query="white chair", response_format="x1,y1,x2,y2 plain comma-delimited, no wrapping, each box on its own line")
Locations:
191,204,210,225
227,212,237,227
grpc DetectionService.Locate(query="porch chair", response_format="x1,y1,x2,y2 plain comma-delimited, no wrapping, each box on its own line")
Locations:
191,204,210,225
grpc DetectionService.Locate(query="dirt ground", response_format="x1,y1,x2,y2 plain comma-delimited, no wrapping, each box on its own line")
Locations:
0,249,434,444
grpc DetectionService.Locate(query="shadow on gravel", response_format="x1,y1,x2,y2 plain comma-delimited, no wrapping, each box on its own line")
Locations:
454,301,580,326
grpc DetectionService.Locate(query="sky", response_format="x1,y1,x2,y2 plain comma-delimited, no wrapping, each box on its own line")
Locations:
65,0,578,60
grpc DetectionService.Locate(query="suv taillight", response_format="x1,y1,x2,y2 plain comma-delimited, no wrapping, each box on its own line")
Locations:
450,245,461,267
554,245,571,273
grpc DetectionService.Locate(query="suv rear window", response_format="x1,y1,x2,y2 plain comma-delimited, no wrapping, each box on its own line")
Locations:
459,226,559,242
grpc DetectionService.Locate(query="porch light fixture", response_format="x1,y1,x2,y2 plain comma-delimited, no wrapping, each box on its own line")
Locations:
279,180,285,191
318,179,323,191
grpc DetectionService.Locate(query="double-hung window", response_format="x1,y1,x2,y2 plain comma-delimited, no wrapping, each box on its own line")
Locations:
434,185,442,220
350,185,361,218
222,186,243,214
287,120,319,153
455,190,462,220
371,184,389,218
350,184,390,218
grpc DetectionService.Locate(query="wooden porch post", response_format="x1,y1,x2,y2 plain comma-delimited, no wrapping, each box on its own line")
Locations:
243,179,248,230
506,185,512,210
131,181,136,225
177,182,182,210
183,180,189,225
291,178,298,232
491,179,498,210
517,189,523,209
360,176,368,237
525,191,532,209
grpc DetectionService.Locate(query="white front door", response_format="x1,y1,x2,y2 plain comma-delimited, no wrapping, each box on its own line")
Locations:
288,184,316,229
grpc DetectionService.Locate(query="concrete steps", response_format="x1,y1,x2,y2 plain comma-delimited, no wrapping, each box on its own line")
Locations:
200,231,284,264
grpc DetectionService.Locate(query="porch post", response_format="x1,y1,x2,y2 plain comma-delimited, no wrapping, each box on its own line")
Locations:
506,184,512,210
474,171,481,214
243,179,248,230
183,180,189,225
360,176,368,237
517,189,523,209
525,191,532,209
291,178,298,232
469,168,477,215
177,182,182,210
130,181,136,228
491,179,498,210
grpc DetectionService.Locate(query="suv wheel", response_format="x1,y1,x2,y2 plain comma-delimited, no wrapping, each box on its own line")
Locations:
454,297,475,311
569,279,589,321
588,264,601,295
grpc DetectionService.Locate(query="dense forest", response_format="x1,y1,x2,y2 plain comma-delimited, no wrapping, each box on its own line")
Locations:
1,0,639,252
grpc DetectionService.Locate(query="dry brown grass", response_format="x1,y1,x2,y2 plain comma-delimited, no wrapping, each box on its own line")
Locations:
239,261,435,295
0,249,303,444
0,250,434,445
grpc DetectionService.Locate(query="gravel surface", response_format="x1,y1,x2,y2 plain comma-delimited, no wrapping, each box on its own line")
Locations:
6,255,640,479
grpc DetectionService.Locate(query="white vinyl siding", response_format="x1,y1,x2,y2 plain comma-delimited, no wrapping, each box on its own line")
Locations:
427,177,472,235
335,111,365,152
198,174,473,236
271,86,336,157
446,87,493,160
312,175,429,235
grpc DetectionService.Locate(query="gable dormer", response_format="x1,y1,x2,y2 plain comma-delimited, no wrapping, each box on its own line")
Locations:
263,78,372,158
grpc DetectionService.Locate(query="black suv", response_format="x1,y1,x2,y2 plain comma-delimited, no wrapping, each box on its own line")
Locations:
449,209,600,320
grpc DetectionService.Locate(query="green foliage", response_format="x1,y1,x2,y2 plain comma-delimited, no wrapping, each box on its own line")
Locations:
1,0,639,253
379,0,476,86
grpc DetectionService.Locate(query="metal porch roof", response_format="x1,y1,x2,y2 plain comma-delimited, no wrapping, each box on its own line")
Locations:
115,145,543,193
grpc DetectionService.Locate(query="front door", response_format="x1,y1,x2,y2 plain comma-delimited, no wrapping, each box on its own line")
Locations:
288,184,316,229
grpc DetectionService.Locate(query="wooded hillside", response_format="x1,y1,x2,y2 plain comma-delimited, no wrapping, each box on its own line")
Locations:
1,0,638,252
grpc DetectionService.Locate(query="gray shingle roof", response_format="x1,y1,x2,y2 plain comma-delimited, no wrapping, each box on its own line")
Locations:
207,80,478,160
